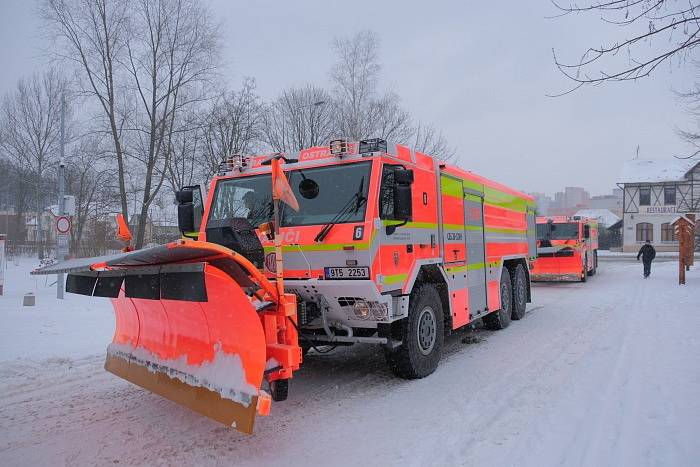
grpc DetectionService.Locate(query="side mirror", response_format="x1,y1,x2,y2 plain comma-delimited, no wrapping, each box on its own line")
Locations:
393,169,414,221
386,169,413,235
393,184,413,220
176,189,193,203
583,225,590,239
176,186,203,237
178,203,195,233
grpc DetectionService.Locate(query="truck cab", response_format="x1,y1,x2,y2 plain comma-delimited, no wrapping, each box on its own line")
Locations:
531,216,598,282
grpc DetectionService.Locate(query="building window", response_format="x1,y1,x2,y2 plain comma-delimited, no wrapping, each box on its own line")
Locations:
661,223,677,242
636,222,653,242
639,187,651,206
663,186,676,206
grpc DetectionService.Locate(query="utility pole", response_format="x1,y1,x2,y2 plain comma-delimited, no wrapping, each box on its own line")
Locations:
57,94,66,299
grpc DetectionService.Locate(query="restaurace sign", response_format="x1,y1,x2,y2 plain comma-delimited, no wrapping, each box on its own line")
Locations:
644,206,677,214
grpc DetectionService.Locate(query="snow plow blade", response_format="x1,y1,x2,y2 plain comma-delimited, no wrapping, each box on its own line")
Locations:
32,240,300,434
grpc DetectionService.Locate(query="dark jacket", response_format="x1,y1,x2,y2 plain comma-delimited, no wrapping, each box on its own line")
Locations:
637,243,656,263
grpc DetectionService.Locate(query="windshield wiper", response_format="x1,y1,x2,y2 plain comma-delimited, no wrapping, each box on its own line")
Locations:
314,177,365,243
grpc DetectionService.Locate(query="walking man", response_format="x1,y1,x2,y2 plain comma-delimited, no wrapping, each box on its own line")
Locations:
636,240,656,278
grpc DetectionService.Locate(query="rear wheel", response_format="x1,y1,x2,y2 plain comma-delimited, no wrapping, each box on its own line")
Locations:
483,267,512,330
385,283,444,379
511,264,527,320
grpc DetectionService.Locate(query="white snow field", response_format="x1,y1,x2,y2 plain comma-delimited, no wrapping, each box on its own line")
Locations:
0,258,699,466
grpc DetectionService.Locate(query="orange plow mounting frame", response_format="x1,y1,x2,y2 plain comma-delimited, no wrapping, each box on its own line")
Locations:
31,240,301,434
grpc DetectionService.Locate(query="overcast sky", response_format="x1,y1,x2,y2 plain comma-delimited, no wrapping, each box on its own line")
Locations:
0,0,694,196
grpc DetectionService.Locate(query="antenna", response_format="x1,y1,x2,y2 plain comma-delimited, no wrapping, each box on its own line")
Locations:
635,145,640,160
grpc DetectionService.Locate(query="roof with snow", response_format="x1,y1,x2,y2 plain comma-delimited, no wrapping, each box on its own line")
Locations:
574,209,621,226
670,214,697,226
617,159,697,184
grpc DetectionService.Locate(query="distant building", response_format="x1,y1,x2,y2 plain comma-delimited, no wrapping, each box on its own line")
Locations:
573,208,621,227
589,188,623,218
529,192,552,215
564,187,590,209
617,158,700,252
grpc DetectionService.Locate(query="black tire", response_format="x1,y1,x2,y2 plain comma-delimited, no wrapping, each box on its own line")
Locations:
511,264,527,320
269,378,289,402
385,283,444,379
581,254,588,282
483,267,512,330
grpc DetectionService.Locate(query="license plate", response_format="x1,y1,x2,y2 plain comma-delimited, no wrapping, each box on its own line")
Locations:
324,267,369,279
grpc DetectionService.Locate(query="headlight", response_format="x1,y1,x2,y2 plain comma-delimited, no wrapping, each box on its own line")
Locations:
353,301,371,320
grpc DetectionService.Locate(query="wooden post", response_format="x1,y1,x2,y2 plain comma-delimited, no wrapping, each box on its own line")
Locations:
672,215,696,285
687,214,695,267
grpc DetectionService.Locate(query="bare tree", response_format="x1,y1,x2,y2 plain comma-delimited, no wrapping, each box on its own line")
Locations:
45,0,221,248
551,1,700,92
262,85,336,153
0,69,68,256
43,0,131,221
331,30,381,140
366,93,413,143
412,122,457,162
165,108,203,193
199,79,265,179
64,135,117,253
123,0,220,248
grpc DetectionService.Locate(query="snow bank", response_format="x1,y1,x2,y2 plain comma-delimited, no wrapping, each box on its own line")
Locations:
0,258,114,362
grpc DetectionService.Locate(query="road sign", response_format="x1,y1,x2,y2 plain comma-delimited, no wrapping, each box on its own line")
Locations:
56,216,71,234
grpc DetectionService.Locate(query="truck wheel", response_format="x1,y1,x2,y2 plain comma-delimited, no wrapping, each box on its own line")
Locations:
269,378,289,402
581,254,588,282
385,284,444,379
511,264,527,320
483,267,512,330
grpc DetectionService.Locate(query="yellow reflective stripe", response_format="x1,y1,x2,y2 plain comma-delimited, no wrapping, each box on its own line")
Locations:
383,273,408,285
445,262,485,273
442,174,531,213
485,226,527,235
461,178,484,193
381,220,437,229
440,175,463,198
443,223,464,231
264,242,370,253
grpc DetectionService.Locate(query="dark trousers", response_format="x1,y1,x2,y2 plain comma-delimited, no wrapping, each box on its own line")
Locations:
643,260,652,277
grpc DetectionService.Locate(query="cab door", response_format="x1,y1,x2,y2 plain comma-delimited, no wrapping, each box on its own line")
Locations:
440,175,468,327
464,191,487,316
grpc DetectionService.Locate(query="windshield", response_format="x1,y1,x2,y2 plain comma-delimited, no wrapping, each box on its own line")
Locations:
208,162,372,227
537,222,579,240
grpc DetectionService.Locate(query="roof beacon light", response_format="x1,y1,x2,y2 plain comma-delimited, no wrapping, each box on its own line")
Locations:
359,138,387,155
218,154,248,175
329,138,349,156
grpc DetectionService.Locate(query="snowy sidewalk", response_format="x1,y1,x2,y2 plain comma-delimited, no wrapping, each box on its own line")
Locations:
0,259,698,466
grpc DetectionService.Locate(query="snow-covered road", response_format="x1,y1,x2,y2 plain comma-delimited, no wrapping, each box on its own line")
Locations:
0,259,698,466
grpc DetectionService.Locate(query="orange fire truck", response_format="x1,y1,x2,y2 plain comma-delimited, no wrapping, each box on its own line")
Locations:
34,138,537,433
531,216,598,282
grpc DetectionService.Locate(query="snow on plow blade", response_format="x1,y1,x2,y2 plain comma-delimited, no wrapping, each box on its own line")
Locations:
32,240,300,434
